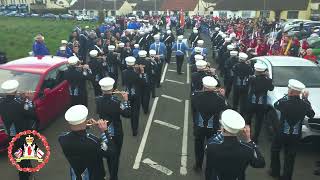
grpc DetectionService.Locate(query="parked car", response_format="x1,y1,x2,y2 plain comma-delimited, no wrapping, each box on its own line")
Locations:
104,16,116,24
250,56,320,140
30,13,40,17
76,14,90,21
0,56,71,152
5,11,17,17
42,13,58,19
60,14,74,20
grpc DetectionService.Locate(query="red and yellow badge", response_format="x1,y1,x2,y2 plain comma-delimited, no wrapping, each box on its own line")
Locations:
7,130,50,172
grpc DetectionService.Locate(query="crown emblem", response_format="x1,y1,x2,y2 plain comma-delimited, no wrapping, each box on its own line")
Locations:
26,135,34,145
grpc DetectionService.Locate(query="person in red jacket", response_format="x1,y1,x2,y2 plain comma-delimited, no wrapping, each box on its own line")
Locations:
304,49,318,64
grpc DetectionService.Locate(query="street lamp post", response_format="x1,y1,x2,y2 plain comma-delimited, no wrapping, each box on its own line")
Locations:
154,0,156,15
114,0,116,16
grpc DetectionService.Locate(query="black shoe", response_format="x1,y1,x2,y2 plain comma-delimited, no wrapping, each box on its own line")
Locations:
267,170,280,178
314,169,320,176
193,165,202,173
133,131,138,136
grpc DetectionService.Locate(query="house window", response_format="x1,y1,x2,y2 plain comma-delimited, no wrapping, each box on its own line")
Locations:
79,10,82,14
219,11,227,18
111,10,116,16
261,10,270,18
287,11,299,19
89,10,94,17
242,11,252,18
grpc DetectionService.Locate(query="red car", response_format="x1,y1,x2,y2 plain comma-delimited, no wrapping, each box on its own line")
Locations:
0,56,71,152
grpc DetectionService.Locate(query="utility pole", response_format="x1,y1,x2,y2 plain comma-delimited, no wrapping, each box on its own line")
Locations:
263,0,266,18
114,0,116,16
154,0,156,15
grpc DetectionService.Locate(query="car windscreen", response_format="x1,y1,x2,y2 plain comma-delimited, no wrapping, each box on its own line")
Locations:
273,66,320,87
0,69,40,93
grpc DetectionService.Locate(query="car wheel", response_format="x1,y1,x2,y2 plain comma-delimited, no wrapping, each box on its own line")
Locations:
266,109,280,140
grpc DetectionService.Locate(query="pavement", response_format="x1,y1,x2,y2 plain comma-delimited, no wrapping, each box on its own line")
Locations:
0,30,320,180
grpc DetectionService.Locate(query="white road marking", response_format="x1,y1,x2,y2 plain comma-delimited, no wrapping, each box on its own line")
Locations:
133,97,159,170
186,63,190,84
165,79,185,85
160,63,168,83
180,100,189,175
142,158,173,176
167,69,184,73
154,120,181,130
161,94,183,103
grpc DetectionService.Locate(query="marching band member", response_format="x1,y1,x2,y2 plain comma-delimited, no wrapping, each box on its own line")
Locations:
223,50,238,98
148,50,159,98
172,35,189,74
191,76,228,172
150,34,167,88
162,30,175,63
88,50,105,96
96,77,131,180
59,105,109,180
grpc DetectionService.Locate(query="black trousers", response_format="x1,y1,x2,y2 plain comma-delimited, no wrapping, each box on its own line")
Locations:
232,86,248,116
194,127,216,168
130,96,141,136
150,79,156,97
223,77,233,98
176,55,184,74
156,59,164,87
92,80,102,96
270,134,299,180
11,136,32,180
166,49,172,63
107,135,123,180
141,85,151,114
246,104,267,143
71,94,87,106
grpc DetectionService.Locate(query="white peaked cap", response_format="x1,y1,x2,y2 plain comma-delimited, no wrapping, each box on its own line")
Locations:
125,56,136,66
221,34,227,38
90,50,98,57
254,63,267,72
220,109,245,134
108,45,115,51
139,31,145,35
119,42,125,47
134,44,139,48
193,27,198,30
167,30,171,34
61,40,68,44
225,38,231,43
193,29,199,33
196,60,207,70
288,79,305,92
65,105,88,125
178,35,184,40
166,26,170,30
149,49,156,55
60,46,66,51
202,76,218,89
230,51,238,56
227,44,234,50
195,47,202,53
99,77,115,91
197,40,204,45
1,80,19,93
194,54,204,61
238,52,248,61
215,27,220,31
138,50,147,57
68,56,79,65
154,34,160,40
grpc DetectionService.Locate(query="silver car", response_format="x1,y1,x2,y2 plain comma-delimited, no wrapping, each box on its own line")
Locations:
250,56,320,140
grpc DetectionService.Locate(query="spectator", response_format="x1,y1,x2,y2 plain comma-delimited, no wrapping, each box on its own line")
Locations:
32,34,50,56
303,49,318,64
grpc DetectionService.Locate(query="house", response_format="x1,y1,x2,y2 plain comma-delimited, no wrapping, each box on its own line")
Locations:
69,0,133,17
160,0,198,16
200,0,310,20
0,0,70,11
131,0,164,16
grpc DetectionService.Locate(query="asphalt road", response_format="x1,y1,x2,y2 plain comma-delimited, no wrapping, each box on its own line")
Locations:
0,31,319,180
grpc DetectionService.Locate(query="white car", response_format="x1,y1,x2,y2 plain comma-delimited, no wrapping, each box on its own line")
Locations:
76,14,90,21
250,56,320,140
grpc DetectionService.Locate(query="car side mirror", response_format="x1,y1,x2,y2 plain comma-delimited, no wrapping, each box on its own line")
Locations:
43,88,51,97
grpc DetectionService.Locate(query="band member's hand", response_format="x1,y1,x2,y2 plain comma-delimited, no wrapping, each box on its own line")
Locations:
97,119,108,132
86,118,96,126
121,92,129,101
302,89,309,99
83,64,89,69
24,90,34,99
219,88,225,96
242,125,251,142
140,66,145,73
